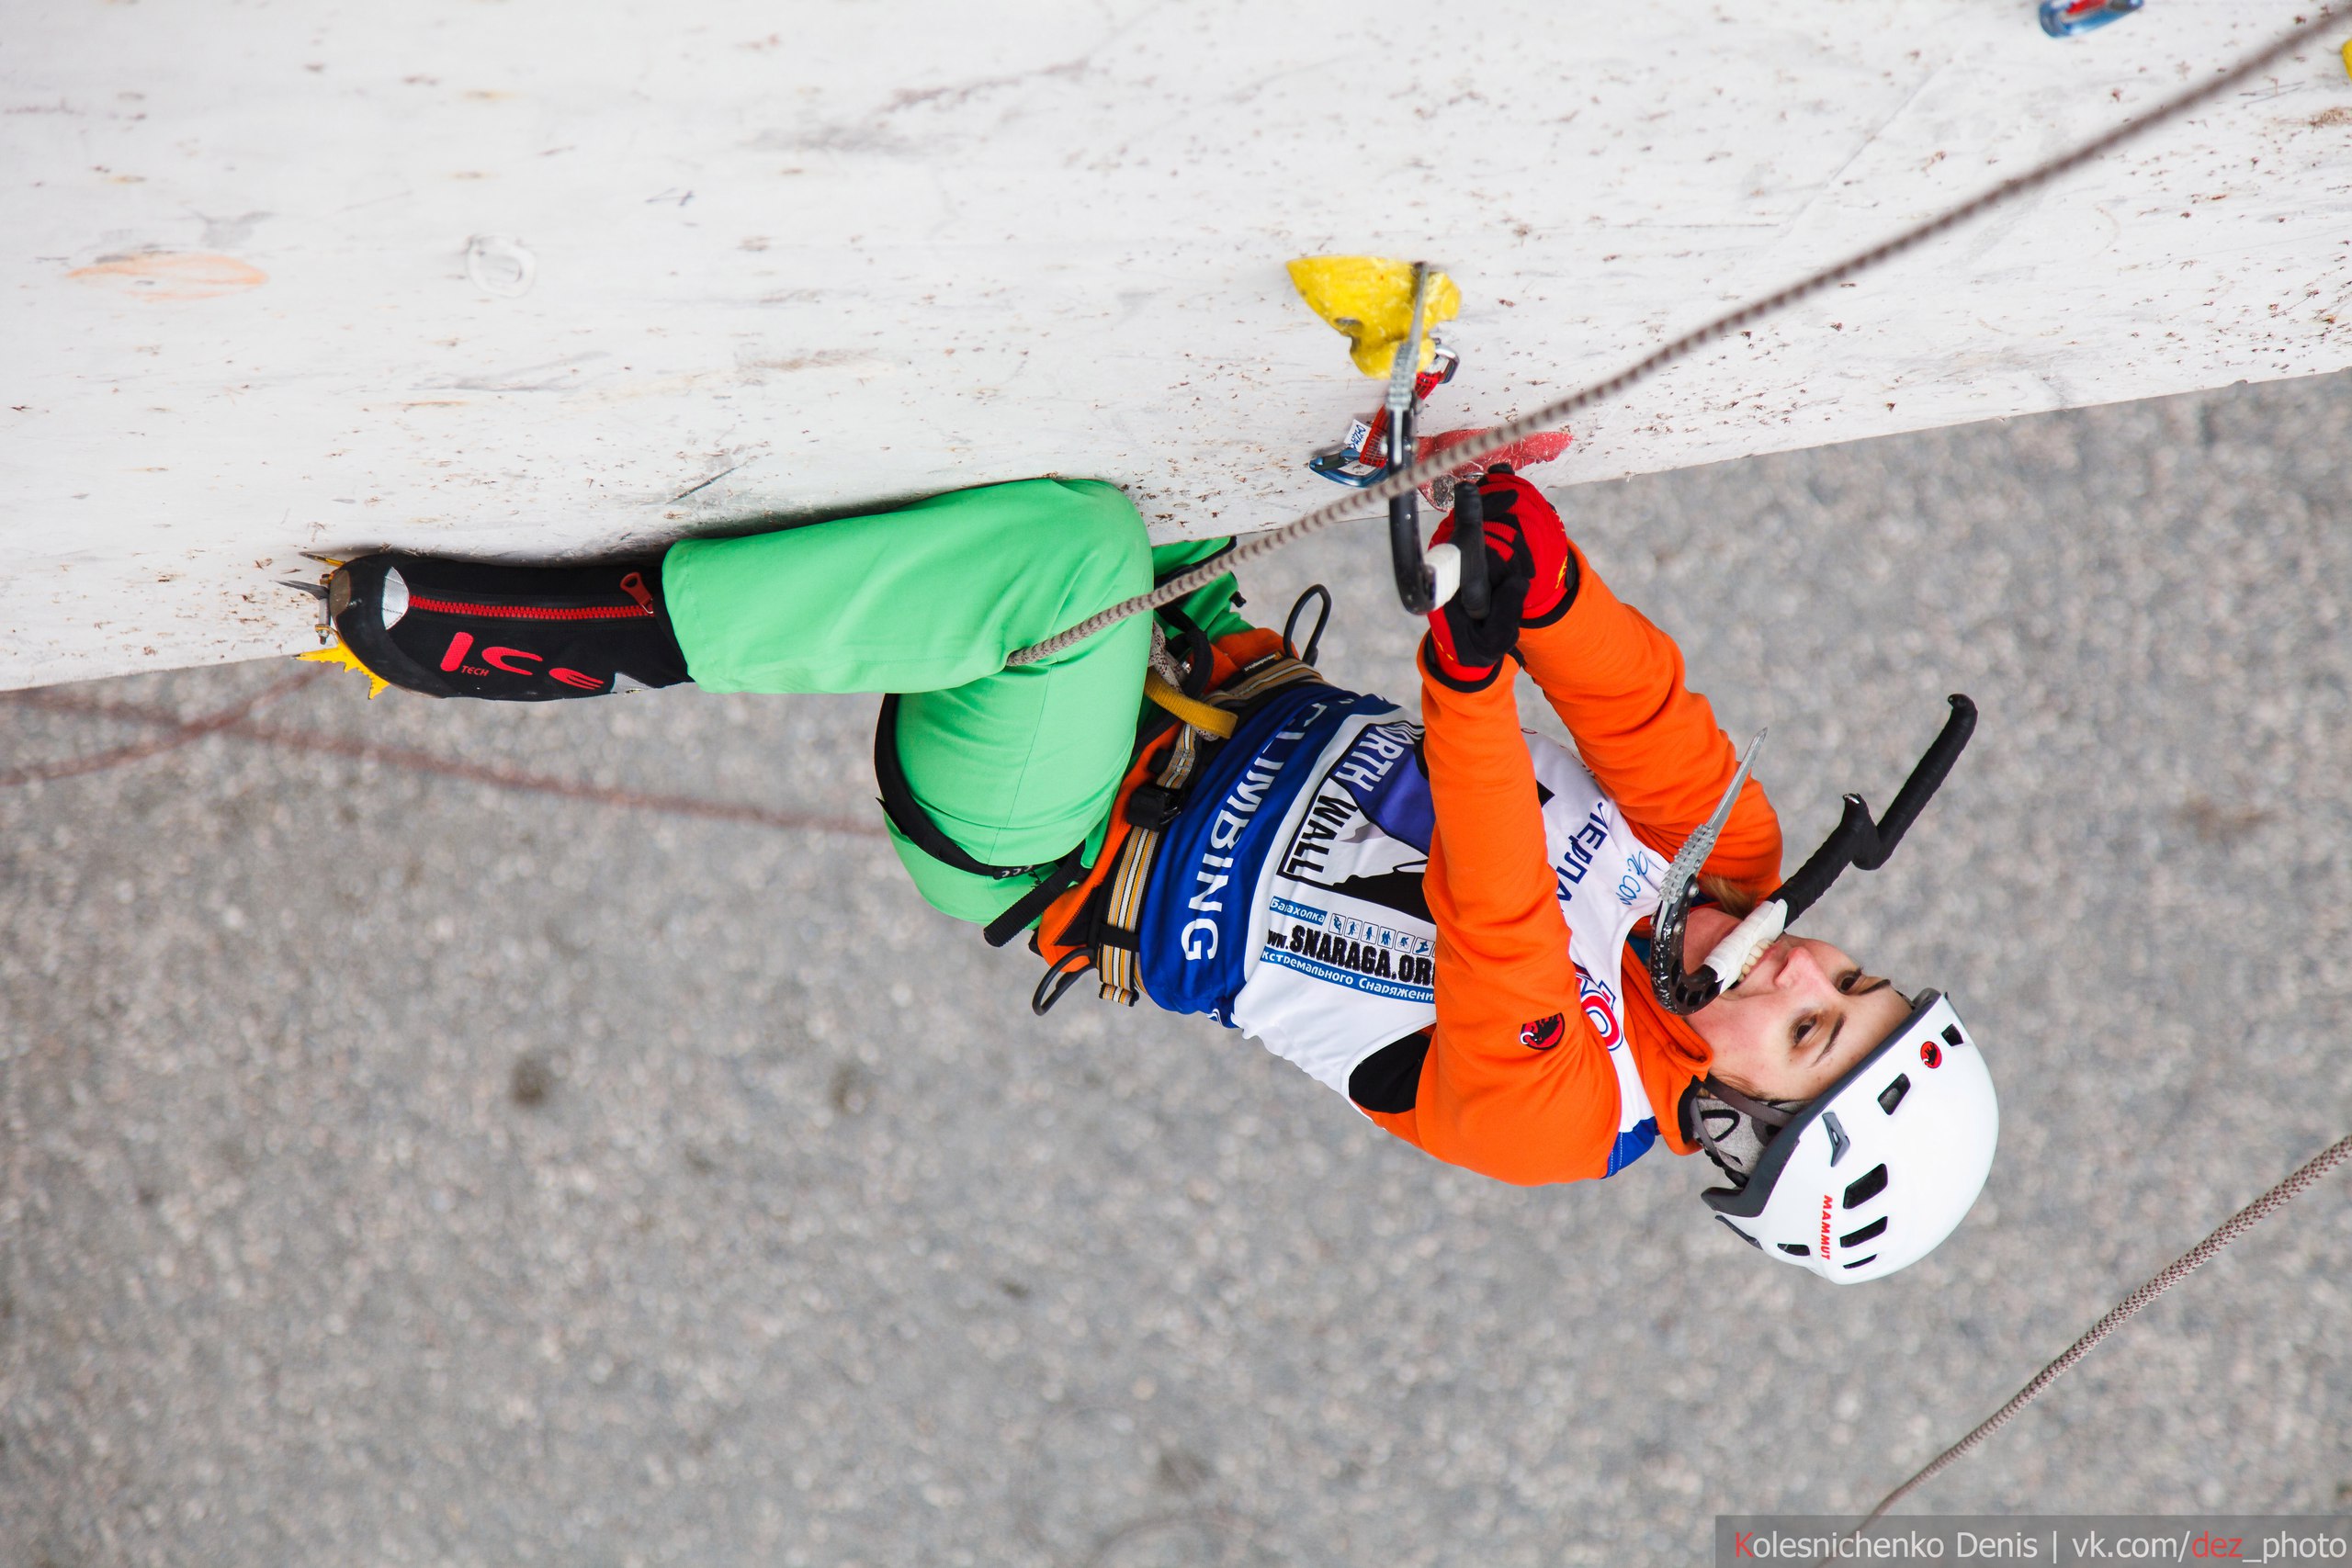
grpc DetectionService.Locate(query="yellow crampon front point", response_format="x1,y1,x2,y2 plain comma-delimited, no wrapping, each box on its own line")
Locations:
1284,255,1462,378
300,637,390,699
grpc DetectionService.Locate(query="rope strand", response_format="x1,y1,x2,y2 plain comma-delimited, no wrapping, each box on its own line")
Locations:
1839,1132,2352,1541
1006,4,2345,667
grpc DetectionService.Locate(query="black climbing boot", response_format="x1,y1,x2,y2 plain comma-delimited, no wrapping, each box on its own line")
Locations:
324,553,693,700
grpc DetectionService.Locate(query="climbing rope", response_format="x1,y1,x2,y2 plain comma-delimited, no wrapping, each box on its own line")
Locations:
1006,3,2346,667
1842,1131,2352,1537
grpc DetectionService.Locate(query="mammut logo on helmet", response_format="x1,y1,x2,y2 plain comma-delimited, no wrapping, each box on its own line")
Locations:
1920,1040,1943,1068
1519,1013,1565,1051
1819,1194,1834,1258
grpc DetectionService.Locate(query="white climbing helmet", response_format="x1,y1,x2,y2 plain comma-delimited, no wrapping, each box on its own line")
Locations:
1702,992,1997,1284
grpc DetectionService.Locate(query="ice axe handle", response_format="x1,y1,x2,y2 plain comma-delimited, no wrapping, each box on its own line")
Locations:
1386,394,1435,615
1770,694,1977,921
1389,491,1432,615
1453,479,1489,620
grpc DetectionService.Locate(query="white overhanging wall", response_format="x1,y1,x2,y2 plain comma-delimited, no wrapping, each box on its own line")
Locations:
5,0,2348,689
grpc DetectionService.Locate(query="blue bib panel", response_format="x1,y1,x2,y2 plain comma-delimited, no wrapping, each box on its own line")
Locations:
1136,686,1382,1022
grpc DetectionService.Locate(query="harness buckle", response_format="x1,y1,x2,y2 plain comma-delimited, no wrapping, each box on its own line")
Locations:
1124,784,1183,830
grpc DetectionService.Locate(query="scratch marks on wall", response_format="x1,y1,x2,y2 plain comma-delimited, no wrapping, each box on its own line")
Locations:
438,354,609,393
667,462,744,503
193,210,271,249
882,56,1088,116
737,349,872,374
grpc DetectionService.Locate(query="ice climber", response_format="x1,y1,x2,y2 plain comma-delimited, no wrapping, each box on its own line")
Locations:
311,468,1998,1282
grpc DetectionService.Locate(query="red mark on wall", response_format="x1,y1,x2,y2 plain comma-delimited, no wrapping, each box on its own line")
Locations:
1413,426,1575,503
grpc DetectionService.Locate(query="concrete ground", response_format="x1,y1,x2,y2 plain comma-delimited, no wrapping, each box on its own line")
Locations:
4,374,2350,1567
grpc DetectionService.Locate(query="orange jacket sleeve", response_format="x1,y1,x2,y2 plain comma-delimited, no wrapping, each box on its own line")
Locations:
1514,540,1781,898
1363,661,1621,1185
1362,542,1781,1185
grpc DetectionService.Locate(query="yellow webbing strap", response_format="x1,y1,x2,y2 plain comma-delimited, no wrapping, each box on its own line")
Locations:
1142,671,1237,739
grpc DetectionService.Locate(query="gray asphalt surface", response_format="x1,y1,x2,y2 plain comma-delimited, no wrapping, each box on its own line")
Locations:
6,374,2351,1566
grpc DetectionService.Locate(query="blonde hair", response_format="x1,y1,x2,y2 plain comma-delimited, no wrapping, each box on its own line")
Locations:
1694,874,1759,919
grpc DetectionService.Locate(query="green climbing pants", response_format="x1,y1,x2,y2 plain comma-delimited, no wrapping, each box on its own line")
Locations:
660,479,1241,927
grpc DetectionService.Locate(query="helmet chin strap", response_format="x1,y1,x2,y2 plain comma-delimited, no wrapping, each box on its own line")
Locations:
1645,694,1978,1018
1685,1077,1800,1186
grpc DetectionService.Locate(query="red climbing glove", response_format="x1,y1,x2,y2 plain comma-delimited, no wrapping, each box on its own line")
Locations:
1419,466,1579,691
1465,468,1576,627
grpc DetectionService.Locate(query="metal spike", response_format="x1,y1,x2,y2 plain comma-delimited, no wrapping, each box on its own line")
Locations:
1658,728,1769,894
279,575,334,642
1646,728,1770,1014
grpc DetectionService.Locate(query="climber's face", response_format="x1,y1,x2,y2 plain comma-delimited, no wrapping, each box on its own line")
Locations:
1684,907,1912,1102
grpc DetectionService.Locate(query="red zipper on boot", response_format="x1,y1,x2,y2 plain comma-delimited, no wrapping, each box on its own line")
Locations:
411,572,656,621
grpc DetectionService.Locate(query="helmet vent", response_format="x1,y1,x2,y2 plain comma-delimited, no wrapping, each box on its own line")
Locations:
1779,1243,1811,1258
1840,1216,1888,1248
1877,1075,1912,1114
1942,1024,1964,1048
1842,1256,1879,1270
1823,1111,1851,1167
1843,1163,1889,1209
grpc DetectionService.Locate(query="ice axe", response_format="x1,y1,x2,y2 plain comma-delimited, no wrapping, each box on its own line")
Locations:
1383,261,1490,618
1645,694,1978,1016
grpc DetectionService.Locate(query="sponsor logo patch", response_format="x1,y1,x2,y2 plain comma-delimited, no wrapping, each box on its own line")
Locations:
1920,1040,1943,1068
1264,909,1435,995
1574,963,1622,1049
1519,1013,1565,1051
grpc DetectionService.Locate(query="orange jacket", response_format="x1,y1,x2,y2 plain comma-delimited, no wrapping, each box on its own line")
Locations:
1363,540,1782,1184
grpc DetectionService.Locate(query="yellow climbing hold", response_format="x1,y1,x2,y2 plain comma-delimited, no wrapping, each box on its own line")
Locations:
300,637,390,699
2342,37,2351,78
1285,256,1462,378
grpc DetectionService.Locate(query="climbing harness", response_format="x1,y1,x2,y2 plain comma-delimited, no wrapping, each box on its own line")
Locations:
876,546,1259,954
1836,1131,2352,1534
1646,696,1978,1016
1074,649,1325,1009
1001,5,2346,669
872,687,1095,950
1029,623,1329,1013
